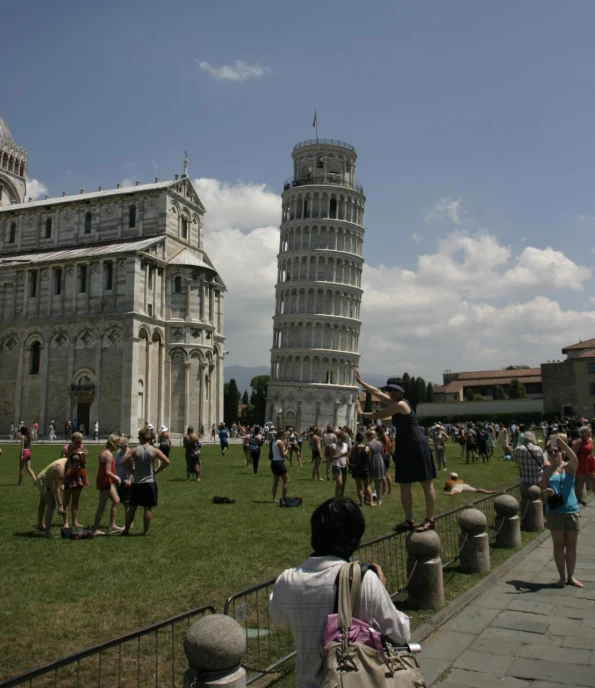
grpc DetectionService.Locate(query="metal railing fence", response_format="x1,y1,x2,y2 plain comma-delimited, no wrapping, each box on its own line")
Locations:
224,484,522,683
0,605,215,688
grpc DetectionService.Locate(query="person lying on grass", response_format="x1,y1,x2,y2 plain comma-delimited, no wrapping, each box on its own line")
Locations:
443,472,498,496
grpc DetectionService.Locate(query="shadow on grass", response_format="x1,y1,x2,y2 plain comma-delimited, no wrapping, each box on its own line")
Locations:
14,531,45,538
505,579,562,593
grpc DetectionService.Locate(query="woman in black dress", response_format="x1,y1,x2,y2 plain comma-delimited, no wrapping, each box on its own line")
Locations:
355,371,436,532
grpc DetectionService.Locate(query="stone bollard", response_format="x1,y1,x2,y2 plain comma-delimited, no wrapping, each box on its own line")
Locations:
406,530,444,609
520,484,544,532
458,509,490,574
494,494,522,549
184,614,246,688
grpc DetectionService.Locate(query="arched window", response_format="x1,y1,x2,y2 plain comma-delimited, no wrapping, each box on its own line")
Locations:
45,217,52,239
84,211,92,234
129,205,137,228
173,276,182,293
30,342,41,375
9,222,16,244
317,157,324,169
329,198,337,219
181,216,188,239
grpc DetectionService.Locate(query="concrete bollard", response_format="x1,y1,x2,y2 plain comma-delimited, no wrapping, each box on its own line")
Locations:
458,509,490,574
520,484,544,532
184,614,246,688
406,530,444,610
494,494,522,549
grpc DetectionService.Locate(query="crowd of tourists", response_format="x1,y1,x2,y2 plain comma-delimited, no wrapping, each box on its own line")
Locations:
28,426,170,538
10,369,594,591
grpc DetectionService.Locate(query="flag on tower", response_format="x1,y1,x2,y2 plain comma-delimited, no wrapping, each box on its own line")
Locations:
312,110,317,128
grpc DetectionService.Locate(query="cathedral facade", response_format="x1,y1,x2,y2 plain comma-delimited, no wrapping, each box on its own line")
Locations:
0,116,225,437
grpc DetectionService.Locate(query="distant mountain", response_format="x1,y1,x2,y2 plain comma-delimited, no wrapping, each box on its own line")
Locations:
224,365,389,395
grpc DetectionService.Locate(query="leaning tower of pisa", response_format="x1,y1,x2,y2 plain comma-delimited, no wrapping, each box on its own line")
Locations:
265,138,366,431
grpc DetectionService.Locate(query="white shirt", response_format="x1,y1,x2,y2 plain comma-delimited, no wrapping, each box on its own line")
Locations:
269,556,410,688
331,442,348,468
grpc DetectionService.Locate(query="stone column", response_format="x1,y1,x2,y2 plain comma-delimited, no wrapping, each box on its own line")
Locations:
315,401,321,427
186,279,192,321
184,615,246,688
520,485,544,532
200,279,206,321
39,336,51,435
458,509,490,574
93,335,102,433
14,337,25,427
494,495,522,549
209,285,215,324
144,340,152,423
296,401,302,433
406,530,444,610
199,364,207,431
161,269,167,318
218,293,224,335
184,361,191,431
157,343,165,430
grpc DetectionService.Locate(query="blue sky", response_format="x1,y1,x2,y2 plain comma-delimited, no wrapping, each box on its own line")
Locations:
4,1,595,381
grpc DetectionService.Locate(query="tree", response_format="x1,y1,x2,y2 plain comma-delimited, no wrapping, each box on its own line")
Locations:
402,372,410,388
250,375,270,425
465,387,475,402
408,376,419,410
224,379,241,427
417,377,427,404
426,382,434,403
508,378,527,400
494,385,506,400
241,390,249,405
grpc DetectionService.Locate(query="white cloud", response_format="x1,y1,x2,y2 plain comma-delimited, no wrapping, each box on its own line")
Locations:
197,59,271,82
424,197,465,225
195,178,595,381
26,178,48,200
411,232,423,243
194,178,280,232
194,178,280,366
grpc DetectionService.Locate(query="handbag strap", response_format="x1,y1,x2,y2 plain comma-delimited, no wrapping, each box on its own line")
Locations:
337,562,361,632
525,445,544,469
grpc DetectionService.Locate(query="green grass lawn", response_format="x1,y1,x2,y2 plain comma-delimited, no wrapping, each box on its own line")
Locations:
0,439,524,680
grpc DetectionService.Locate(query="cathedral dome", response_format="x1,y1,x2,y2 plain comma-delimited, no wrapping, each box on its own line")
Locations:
0,117,15,147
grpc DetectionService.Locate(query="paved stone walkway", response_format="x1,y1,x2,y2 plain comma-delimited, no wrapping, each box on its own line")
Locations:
418,503,595,687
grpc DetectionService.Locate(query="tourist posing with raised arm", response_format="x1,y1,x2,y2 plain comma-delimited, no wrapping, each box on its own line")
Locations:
355,371,436,533
121,427,170,536
540,436,582,588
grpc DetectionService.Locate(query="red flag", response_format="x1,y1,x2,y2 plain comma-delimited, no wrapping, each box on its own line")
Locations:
312,110,317,128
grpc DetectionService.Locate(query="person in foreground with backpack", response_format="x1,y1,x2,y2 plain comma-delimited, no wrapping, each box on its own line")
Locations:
269,497,410,688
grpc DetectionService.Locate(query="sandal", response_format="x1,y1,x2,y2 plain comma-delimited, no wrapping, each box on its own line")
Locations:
393,520,415,533
415,519,436,532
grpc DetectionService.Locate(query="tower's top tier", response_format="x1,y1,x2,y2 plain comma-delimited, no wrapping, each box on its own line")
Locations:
289,139,361,194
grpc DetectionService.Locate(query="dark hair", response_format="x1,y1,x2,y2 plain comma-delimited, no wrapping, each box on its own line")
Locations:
386,377,407,394
375,425,384,438
355,432,364,444
310,497,365,559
